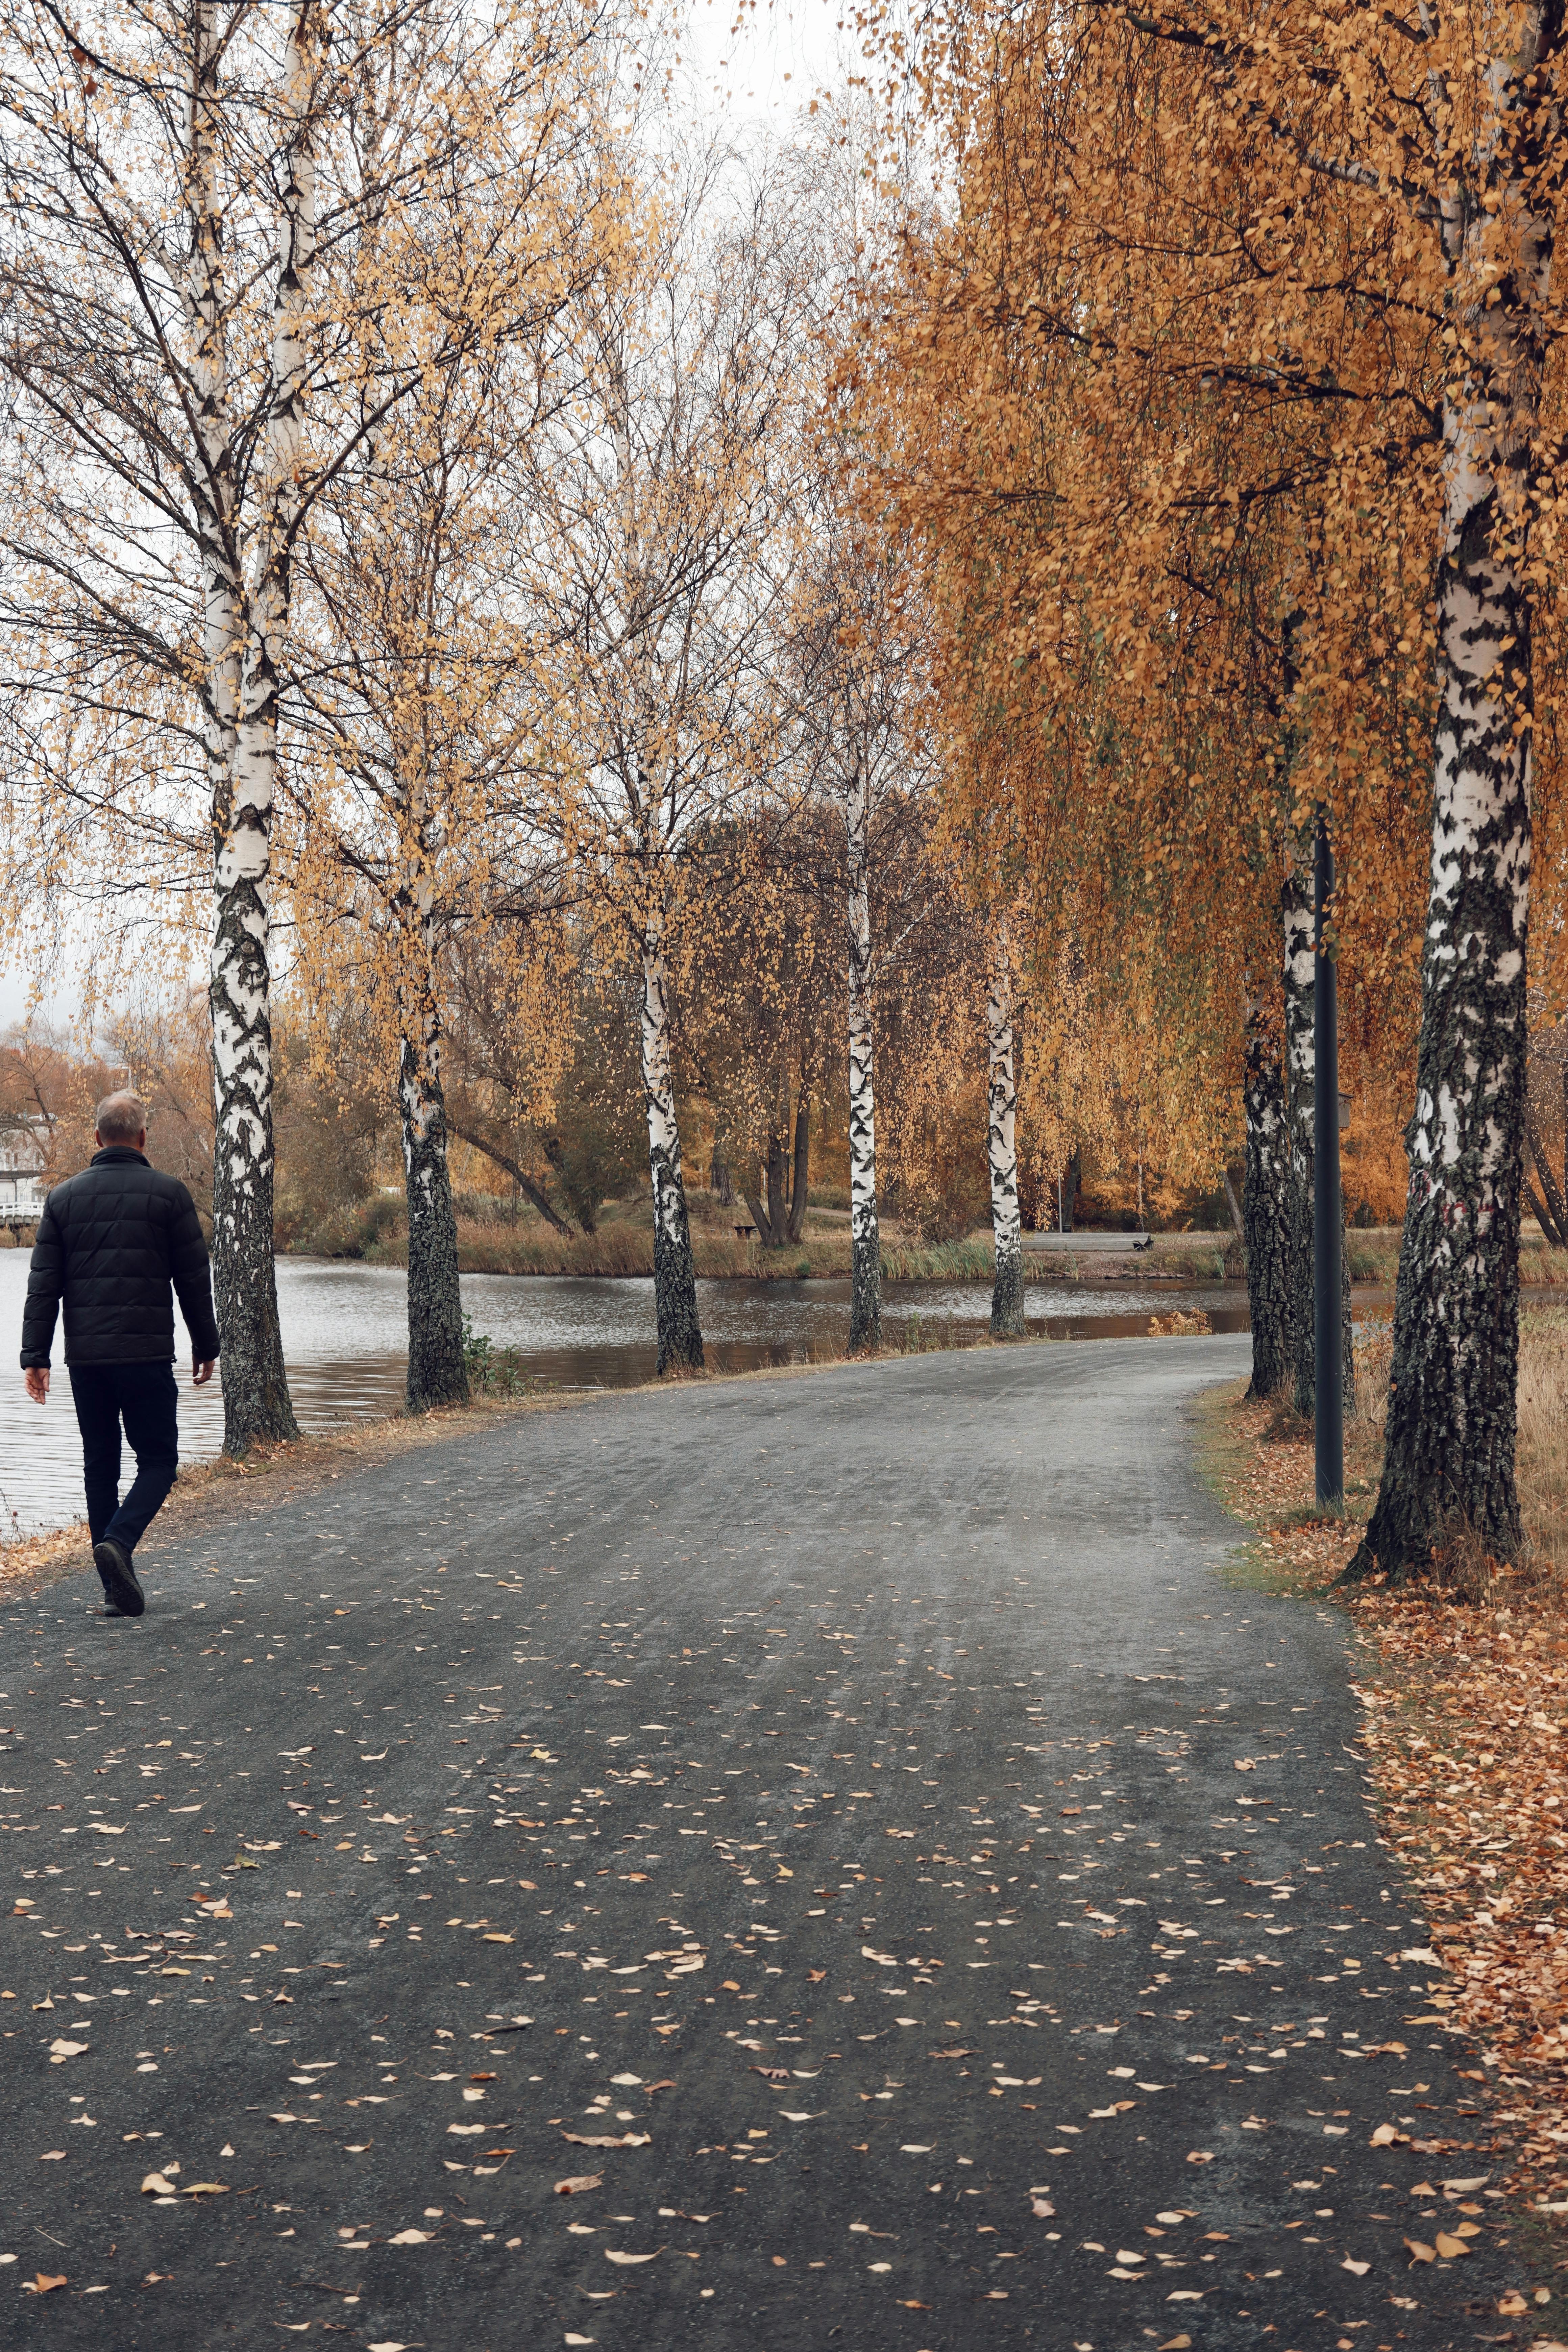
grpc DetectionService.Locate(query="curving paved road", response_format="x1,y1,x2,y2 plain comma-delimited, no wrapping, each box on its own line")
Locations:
0,1337,1523,2348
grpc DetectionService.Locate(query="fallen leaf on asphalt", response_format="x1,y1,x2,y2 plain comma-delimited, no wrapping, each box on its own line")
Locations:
141,2173,177,2196
1370,2124,1406,2147
555,2176,603,2196
38,2152,65,2162
604,2249,661,2265
562,2133,650,2149
1404,2239,1436,2264
1031,2198,1055,2218
1158,2337,1192,2350
1341,2257,1370,2276
388,2229,431,2245
182,2183,228,2197
809,1969,826,1983
48,2039,88,2062
1185,2151,1214,2165
752,2067,790,2082
29,2275,67,2294
1499,2291,1530,2315
1233,1758,1256,1772
1434,2232,1470,2258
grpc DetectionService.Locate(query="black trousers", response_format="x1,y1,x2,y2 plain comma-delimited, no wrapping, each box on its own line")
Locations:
67,1362,179,1553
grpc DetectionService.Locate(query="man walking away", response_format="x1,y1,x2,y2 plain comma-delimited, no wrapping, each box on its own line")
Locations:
19,1092,219,1618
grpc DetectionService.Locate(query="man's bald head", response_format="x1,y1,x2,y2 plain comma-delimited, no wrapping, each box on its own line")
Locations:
95,1091,147,1148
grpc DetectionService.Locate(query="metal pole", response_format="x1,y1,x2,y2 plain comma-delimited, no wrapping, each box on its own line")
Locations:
1314,813,1344,1506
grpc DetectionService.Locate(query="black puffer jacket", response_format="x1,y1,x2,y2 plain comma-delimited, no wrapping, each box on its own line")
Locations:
20,1148,221,1368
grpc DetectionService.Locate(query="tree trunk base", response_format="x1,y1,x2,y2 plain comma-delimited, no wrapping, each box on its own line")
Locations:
990,1244,1026,1340
848,1224,881,1353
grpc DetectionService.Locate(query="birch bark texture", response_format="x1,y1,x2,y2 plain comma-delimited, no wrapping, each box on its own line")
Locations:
211,0,320,1453
1282,862,1354,1424
987,931,1025,1339
1346,10,1559,1576
846,740,882,1353
1349,423,1536,1573
400,984,469,1413
1242,997,1291,1399
640,910,704,1373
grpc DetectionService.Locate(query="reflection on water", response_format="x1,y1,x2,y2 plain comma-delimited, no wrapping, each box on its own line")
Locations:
0,1249,1265,1537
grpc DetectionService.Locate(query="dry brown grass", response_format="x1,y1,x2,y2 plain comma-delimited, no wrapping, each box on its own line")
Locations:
1517,1307,1568,1581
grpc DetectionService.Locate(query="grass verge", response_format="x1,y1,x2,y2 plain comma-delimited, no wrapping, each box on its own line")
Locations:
1198,1306,1568,2219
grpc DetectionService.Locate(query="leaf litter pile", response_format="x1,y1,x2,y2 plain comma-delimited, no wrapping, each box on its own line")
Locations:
1212,1374,1568,2243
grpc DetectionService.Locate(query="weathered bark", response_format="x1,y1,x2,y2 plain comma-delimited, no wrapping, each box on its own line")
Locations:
986,935,1025,1339
1340,2,1559,1580
711,1143,735,1208
1283,862,1355,1422
399,986,468,1416
445,1118,573,1234
1060,1147,1081,1233
846,742,881,1352
785,1095,810,1245
1526,1113,1568,1247
742,1106,788,1249
208,2,317,1453
1283,858,1316,1415
1347,431,1535,1577
640,911,703,1373
745,1094,810,1249
1242,1000,1291,1399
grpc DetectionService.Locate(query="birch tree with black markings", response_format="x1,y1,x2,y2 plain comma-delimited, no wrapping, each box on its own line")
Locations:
513,140,811,1373
0,0,616,1443
986,927,1025,1339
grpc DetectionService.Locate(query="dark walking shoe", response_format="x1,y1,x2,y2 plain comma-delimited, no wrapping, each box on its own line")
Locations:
92,1539,145,1619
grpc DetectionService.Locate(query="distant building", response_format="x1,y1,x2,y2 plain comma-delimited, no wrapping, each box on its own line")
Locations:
0,1120,48,1226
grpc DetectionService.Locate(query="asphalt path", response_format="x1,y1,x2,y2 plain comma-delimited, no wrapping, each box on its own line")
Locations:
0,1337,1528,2350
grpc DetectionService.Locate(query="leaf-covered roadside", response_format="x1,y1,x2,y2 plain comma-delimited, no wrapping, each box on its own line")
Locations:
1205,1377,1568,2219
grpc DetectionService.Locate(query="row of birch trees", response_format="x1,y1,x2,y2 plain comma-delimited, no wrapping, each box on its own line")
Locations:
850,0,1568,1588
0,5,1044,1439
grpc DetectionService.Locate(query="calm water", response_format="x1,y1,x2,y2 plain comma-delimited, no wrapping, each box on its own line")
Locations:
0,1251,1254,1538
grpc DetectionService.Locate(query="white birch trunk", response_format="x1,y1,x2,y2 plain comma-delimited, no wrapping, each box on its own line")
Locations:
1282,858,1316,1416
393,734,467,1413
184,0,240,849
846,735,881,1352
1242,989,1291,1400
212,0,317,1451
640,900,703,1373
1347,10,1559,1578
1284,860,1353,1424
399,860,467,1415
987,930,1025,1339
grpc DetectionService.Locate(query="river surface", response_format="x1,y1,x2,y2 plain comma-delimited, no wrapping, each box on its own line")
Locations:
0,1252,1264,1537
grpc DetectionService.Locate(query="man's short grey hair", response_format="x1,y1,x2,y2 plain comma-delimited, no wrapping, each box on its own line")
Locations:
95,1091,147,1144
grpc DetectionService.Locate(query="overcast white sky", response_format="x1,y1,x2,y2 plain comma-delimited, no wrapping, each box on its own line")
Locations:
680,0,852,120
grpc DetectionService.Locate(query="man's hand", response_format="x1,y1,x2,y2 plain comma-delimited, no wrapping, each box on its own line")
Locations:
24,1366,49,1405
193,1360,217,1388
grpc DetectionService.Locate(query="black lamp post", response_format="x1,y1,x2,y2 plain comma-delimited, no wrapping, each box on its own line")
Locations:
1314,813,1344,1506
